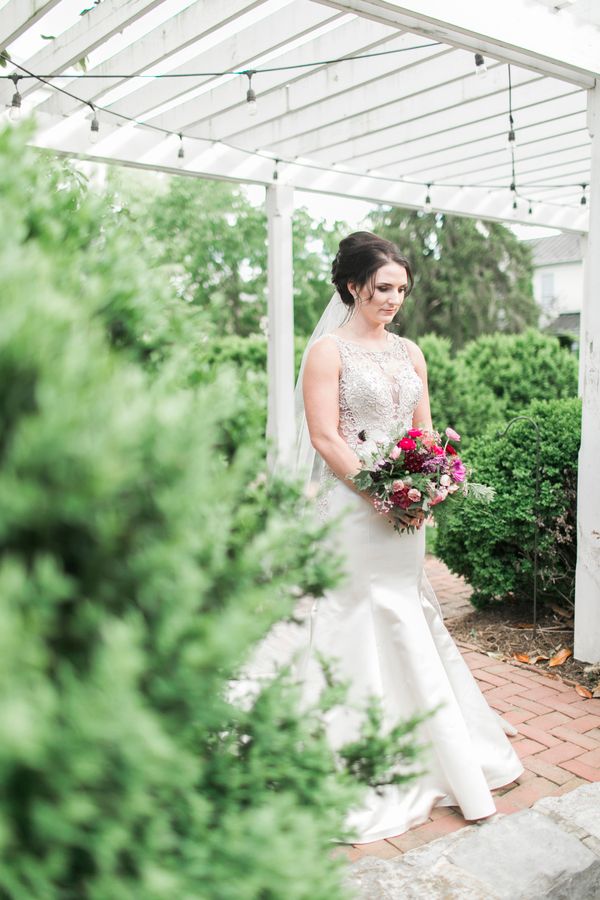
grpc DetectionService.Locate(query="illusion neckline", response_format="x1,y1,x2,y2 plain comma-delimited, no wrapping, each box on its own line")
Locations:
330,332,400,353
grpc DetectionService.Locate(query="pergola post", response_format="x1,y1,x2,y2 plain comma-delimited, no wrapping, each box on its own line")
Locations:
574,84,600,664
265,182,296,472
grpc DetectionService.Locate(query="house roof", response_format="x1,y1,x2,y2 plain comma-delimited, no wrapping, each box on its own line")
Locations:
545,311,581,336
525,233,584,266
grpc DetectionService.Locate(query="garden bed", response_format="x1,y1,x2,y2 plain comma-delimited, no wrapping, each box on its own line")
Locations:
445,597,600,695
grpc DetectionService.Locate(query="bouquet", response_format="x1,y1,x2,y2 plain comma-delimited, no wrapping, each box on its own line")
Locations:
349,426,494,532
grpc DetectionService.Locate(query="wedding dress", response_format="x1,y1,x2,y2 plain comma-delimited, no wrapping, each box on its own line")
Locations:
290,331,525,844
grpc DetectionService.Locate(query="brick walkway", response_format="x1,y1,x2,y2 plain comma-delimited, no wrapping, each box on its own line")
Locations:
335,556,600,863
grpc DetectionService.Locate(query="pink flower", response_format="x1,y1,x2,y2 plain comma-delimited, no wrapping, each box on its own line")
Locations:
446,445,457,456
392,479,405,492
445,427,461,442
398,437,417,451
451,460,467,482
407,488,422,502
440,474,451,486
389,445,401,460
408,428,423,438
448,483,459,494
429,490,447,507
432,445,445,456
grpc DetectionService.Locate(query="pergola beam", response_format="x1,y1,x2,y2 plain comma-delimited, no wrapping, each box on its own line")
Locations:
0,0,166,106
261,72,578,160
30,0,275,118
0,0,62,49
142,17,409,136
315,0,600,86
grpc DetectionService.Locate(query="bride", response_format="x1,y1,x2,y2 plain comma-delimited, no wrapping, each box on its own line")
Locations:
293,230,524,844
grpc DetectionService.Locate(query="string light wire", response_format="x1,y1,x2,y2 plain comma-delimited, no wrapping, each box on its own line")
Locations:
1,57,588,211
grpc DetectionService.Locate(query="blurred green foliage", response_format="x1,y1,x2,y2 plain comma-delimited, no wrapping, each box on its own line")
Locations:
0,124,431,898
107,169,347,339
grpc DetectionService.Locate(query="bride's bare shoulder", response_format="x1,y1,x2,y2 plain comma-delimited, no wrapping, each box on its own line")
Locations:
304,335,341,373
400,335,427,366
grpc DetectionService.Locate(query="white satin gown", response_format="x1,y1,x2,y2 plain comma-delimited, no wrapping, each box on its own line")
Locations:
292,332,524,844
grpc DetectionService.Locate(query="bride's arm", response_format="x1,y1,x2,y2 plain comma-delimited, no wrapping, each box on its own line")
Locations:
302,337,364,488
404,338,433,431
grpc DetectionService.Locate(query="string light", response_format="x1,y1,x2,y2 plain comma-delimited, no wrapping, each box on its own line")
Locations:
9,73,22,121
1,58,587,213
580,183,587,206
244,70,257,116
177,132,184,166
88,103,99,143
421,183,432,213
474,53,487,78
507,65,517,149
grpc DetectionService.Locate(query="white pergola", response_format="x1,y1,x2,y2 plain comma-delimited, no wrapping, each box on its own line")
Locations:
1,0,598,662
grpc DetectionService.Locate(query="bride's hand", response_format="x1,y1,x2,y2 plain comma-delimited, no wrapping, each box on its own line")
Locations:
388,508,426,530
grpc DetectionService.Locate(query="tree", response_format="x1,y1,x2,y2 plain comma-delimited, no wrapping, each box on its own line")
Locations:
367,208,538,349
110,170,349,338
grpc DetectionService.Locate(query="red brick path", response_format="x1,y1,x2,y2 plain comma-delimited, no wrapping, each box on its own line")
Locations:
334,556,600,863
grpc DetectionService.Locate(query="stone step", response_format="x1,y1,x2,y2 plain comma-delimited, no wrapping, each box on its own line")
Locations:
345,782,600,899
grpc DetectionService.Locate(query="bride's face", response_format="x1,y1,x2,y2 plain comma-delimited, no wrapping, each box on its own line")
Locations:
349,261,408,326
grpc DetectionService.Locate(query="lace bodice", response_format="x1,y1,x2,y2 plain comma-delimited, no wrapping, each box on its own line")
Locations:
326,332,423,450
315,332,423,515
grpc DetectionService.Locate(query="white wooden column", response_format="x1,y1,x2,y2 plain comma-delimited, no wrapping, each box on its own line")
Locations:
574,85,600,664
265,183,296,472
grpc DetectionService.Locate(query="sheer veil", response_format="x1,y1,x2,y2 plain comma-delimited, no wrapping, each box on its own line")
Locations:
294,291,350,493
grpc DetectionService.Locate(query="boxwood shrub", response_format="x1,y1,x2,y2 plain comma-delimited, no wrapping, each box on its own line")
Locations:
435,397,580,608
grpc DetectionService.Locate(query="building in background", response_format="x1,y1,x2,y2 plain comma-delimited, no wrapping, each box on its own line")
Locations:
525,233,584,351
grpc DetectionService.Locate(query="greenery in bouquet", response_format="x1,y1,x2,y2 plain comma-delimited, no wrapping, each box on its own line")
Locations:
350,426,494,532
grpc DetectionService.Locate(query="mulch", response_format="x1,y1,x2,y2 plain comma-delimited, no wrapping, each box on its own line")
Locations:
445,596,600,696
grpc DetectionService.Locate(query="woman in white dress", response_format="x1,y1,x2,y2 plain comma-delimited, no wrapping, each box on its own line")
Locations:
295,231,524,844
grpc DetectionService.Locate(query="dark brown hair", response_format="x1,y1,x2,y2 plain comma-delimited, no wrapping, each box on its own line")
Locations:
331,231,414,308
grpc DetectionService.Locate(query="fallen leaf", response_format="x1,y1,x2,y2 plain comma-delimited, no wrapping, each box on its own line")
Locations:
575,684,593,699
529,655,550,664
486,651,506,660
514,622,535,629
549,648,573,667
513,653,531,663
549,603,573,619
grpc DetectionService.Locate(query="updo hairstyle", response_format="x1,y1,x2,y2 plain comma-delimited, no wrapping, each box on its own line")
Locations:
331,231,414,309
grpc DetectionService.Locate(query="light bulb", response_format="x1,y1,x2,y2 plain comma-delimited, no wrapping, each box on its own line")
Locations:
90,114,99,144
177,136,185,167
8,75,22,122
247,88,257,116
474,53,487,78
9,101,21,122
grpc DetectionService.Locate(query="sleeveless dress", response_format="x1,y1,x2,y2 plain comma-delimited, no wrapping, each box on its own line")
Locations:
294,332,524,844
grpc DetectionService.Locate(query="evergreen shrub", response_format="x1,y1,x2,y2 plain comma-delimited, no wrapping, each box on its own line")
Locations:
0,125,431,898
435,397,580,608
457,329,578,421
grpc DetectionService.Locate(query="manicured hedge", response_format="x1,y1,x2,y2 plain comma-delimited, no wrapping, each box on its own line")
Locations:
435,397,580,608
